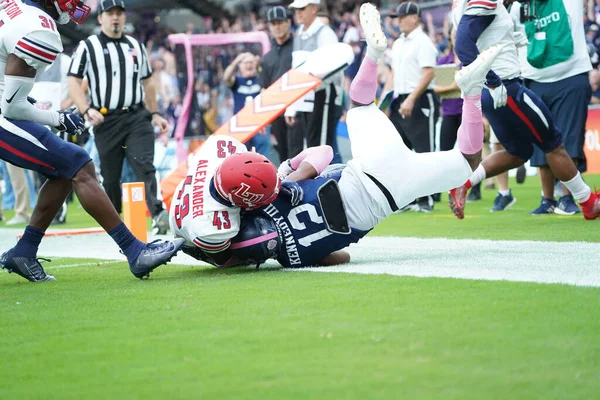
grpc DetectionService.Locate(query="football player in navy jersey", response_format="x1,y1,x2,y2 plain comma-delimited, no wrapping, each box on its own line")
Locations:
184,3,505,269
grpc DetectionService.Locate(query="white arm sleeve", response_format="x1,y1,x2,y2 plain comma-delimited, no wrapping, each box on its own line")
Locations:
2,75,60,127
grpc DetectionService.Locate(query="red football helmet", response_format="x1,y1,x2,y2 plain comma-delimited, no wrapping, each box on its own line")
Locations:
214,153,281,210
54,0,91,25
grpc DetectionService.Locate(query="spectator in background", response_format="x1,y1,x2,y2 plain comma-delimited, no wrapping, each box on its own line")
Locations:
590,68,600,104
285,0,342,159
384,2,439,212
224,52,271,158
586,23,600,67
509,0,593,216
434,28,462,154
260,5,294,162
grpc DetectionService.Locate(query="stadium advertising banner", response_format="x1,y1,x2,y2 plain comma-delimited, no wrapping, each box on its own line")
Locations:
585,107,600,174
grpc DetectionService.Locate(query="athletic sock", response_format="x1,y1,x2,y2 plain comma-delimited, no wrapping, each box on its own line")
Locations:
457,94,484,155
470,164,487,186
108,223,145,262
499,189,511,197
561,172,591,203
12,225,45,257
349,56,379,105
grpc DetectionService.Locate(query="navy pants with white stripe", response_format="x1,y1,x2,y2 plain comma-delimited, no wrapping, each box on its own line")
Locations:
0,117,91,180
482,78,563,161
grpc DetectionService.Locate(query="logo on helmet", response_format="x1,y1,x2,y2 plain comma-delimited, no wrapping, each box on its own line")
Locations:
234,183,264,208
267,239,278,251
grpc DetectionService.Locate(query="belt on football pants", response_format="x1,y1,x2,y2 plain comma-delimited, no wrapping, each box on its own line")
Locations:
365,172,398,212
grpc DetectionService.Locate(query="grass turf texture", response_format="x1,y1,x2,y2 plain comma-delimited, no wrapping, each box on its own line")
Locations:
1,175,600,398
2,260,600,399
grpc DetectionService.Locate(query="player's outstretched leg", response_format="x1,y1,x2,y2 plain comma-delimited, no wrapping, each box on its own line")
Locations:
348,3,387,106
70,162,185,278
448,45,502,220
1,161,184,282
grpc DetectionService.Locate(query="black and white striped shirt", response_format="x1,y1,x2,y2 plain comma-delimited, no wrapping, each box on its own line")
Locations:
68,32,152,111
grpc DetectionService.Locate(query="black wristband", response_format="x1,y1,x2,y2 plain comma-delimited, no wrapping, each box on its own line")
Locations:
83,107,92,116
150,111,161,117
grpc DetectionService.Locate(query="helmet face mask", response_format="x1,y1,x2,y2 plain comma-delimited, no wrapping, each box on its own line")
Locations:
215,153,281,210
53,0,91,25
230,212,281,265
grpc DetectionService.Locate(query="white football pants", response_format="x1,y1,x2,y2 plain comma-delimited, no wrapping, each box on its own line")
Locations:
339,103,473,231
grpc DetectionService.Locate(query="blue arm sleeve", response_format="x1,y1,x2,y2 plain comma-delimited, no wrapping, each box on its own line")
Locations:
454,14,502,88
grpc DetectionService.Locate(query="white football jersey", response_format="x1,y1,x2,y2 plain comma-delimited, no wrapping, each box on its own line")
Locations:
169,135,248,253
452,0,520,81
0,0,63,100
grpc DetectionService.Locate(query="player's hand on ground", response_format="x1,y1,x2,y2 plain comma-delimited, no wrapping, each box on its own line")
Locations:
285,116,296,126
488,83,508,109
152,113,169,136
56,107,85,135
399,97,415,118
85,108,105,127
279,181,303,206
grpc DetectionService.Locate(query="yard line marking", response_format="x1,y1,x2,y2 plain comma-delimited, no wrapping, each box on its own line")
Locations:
45,261,116,270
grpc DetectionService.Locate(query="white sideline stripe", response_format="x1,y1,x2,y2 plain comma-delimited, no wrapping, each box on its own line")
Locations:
45,261,116,270
1,228,597,287
288,237,600,288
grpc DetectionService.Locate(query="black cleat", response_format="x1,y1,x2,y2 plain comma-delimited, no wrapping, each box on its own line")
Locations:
129,238,185,279
1,251,55,282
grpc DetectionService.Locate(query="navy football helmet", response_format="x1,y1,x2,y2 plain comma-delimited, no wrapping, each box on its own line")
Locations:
230,212,280,266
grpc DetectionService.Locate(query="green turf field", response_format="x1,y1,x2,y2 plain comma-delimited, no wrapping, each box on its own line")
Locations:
1,175,599,399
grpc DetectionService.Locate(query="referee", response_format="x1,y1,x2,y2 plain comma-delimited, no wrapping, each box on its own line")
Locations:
67,0,170,234
384,2,439,212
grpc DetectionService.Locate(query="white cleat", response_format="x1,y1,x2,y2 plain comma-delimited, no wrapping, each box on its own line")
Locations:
360,3,387,55
455,45,503,96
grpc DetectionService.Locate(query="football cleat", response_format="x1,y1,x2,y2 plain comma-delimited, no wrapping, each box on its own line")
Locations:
0,251,55,282
529,197,557,215
490,191,516,212
448,183,469,220
581,191,600,220
554,194,581,216
129,238,185,279
360,3,387,55
455,44,503,96
466,183,482,202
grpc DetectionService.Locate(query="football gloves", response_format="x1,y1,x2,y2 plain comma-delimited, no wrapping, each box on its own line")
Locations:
277,159,295,179
56,106,85,135
279,181,303,206
488,83,508,109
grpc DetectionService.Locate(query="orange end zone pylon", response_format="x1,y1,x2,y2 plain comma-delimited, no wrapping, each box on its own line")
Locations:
122,182,148,242
160,69,322,211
